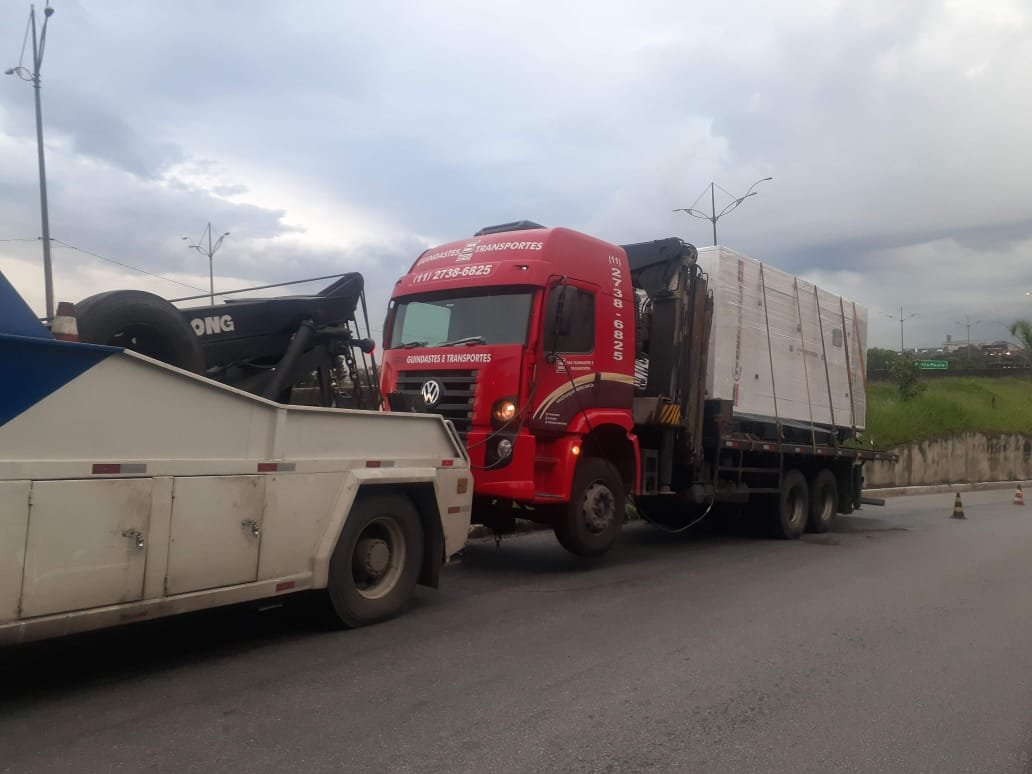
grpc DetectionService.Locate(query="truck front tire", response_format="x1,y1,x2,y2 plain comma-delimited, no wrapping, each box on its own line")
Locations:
324,493,424,627
553,457,625,557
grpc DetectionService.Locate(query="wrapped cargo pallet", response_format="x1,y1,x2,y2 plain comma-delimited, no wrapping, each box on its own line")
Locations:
695,246,867,431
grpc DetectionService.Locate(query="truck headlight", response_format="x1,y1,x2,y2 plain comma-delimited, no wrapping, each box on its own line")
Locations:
496,438,513,459
492,398,518,427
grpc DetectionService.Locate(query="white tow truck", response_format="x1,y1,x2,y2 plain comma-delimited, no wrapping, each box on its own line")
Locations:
0,271,473,645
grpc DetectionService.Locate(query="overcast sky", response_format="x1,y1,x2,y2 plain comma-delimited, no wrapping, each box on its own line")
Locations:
1,0,1030,349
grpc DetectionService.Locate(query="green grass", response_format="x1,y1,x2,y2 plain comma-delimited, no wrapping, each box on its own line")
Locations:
864,377,1032,448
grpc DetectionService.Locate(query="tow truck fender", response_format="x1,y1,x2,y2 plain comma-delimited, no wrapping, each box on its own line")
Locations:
311,467,469,589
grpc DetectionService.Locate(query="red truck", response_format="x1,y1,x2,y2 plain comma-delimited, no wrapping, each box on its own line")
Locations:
380,221,892,557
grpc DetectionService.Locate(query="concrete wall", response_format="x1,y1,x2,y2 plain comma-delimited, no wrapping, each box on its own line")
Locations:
866,433,1032,488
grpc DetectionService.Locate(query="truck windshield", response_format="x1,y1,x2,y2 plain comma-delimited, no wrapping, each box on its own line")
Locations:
388,289,533,349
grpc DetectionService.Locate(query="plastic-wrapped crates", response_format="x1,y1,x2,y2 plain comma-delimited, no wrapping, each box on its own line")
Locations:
696,246,867,431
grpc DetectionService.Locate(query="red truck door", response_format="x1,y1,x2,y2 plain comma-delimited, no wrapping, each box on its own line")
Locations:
530,279,632,432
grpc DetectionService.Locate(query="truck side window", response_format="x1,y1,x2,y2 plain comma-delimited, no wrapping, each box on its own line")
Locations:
545,286,595,354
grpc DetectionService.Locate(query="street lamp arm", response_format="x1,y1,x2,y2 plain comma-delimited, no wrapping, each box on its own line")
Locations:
716,195,753,219
36,10,53,69
743,176,774,197
674,177,772,248
673,208,714,221
4,65,33,81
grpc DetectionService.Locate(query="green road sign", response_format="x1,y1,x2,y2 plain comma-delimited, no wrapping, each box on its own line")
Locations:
917,360,949,370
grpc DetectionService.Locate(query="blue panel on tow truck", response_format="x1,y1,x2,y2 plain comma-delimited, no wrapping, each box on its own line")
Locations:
0,271,52,339
0,270,119,427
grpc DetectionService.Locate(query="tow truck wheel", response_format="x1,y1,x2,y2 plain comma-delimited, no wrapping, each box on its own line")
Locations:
553,457,625,557
324,493,423,627
770,469,809,540
808,469,838,533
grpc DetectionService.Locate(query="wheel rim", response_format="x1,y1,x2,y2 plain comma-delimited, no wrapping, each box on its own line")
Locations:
786,486,806,528
581,480,616,534
352,516,406,600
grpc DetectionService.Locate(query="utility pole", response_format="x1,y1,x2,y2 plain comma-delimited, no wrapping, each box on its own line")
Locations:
182,223,230,306
5,3,56,319
674,177,773,246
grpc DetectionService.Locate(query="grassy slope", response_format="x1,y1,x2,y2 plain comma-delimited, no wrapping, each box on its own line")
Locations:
865,377,1032,448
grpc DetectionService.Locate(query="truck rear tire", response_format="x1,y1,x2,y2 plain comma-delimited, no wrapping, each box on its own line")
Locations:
771,469,808,540
76,290,205,374
553,457,625,557
324,493,424,627
808,469,838,533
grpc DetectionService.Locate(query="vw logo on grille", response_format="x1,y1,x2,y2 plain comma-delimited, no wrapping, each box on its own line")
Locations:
420,380,442,407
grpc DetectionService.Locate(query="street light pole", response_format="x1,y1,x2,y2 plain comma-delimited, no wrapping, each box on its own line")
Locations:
30,7,53,321
954,316,983,366
6,4,56,319
674,177,773,246
183,222,230,306
887,305,919,354
710,183,717,246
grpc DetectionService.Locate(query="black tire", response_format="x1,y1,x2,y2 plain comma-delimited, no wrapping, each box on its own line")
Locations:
76,290,205,374
770,469,808,540
808,469,838,533
324,493,424,627
553,457,626,557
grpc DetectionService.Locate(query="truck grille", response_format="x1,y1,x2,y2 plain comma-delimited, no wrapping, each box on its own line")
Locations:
394,370,478,438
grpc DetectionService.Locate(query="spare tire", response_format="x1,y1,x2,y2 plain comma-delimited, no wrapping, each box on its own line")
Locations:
76,290,205,374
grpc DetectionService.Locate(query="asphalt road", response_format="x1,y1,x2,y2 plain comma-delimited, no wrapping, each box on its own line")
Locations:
3,491,1032,773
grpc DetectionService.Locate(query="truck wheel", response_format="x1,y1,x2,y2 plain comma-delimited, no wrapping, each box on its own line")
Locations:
553,457,626,557
324,493,424,627
76,290,205,374
808,469,838,533
771,469,808,540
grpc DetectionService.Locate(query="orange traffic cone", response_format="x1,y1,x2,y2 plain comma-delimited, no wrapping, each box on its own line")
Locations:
1014,485,1025,507
950,492,967,520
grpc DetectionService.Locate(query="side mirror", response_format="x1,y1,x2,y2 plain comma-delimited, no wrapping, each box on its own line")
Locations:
352,338,376,354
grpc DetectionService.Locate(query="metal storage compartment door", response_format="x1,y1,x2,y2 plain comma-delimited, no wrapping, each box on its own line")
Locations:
165,476,265,595
20,479,152,619
257,473,342,581
0,481,30,624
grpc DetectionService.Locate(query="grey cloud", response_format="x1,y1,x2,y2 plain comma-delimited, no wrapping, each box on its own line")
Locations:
211,183,248,197
2,0,1031,350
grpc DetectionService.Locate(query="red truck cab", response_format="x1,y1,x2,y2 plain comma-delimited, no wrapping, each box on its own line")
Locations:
381,222,639,555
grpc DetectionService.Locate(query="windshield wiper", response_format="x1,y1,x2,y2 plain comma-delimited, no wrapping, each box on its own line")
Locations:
439,335,486,347
398,340,428,349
